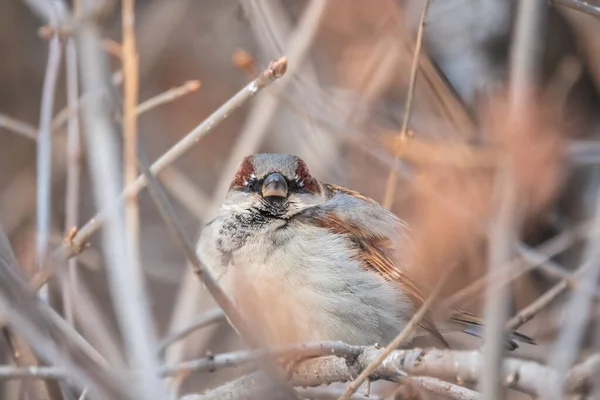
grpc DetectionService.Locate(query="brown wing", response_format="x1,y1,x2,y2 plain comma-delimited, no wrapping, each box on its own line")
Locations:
324,183,379,204
307,188,449,348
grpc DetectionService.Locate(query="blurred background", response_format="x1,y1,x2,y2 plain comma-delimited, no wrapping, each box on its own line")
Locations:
2,0,600,398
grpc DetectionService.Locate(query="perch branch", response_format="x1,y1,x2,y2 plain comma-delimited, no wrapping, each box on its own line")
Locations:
185,345,600,400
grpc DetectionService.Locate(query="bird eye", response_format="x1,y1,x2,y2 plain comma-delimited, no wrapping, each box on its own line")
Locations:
245,177,259,192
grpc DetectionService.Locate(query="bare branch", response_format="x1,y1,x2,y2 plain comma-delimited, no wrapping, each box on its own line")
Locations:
186,345,600,400
547,182,600,398
122,0,142,314
75,0,165,397
481,165,519,400
552,0,600,19
0,114,37,139
158,309,225,355
62,34,81,326
35,3,63,292
136,81,201,116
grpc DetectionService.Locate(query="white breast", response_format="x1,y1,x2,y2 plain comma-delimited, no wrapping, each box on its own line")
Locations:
198,216,415,347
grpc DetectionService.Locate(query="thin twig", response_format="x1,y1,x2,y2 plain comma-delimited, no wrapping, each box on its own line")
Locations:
382,0,432,209
552,0,600,19
505,278,567,331
51,69,123,133
508,0,546,114
0,114,37,139
36,9,63,294
75,0,165,397
158,309,225,355
136,81,201,116
480,164,519,400
62,35,81,326
339,269,449,400
158,167,211,222
122,0,141,300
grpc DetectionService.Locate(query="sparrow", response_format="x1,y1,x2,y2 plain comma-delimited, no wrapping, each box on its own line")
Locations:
197,153,535,350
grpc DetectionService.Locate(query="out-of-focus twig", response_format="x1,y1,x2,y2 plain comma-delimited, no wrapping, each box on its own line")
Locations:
547,194,600,398
0,114,37,140
480,165,519,400
63,35,81,326
35,3,63,296
158,309,225,356
158,167,211,222
136,81,201,116
444,222,589,311
552,0,600,18
75,0,165,397
382,0,432,209
339,269,449,400
506,277,568,331
480,3,545,395
122,0,141,300
508,0,546,114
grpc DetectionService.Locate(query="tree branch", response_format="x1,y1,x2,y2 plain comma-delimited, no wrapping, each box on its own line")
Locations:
183,345,600,400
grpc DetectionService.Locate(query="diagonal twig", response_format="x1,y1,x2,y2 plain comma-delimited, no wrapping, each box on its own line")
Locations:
552,0,600,19
382,0,432,209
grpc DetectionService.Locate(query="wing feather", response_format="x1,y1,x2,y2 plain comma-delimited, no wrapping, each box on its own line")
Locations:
303,184,449,347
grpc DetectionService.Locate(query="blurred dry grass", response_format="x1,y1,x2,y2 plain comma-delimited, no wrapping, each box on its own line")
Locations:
1,0,600,399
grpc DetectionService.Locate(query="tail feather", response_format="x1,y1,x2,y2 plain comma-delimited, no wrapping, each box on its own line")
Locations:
449,309,537,351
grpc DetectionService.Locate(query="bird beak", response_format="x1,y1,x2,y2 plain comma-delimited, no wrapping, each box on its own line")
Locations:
262,173,288,198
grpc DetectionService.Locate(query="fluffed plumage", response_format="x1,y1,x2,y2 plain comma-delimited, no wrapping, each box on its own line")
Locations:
197,153,535,350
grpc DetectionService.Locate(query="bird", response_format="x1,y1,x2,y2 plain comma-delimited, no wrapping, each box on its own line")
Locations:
197,153,535,350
